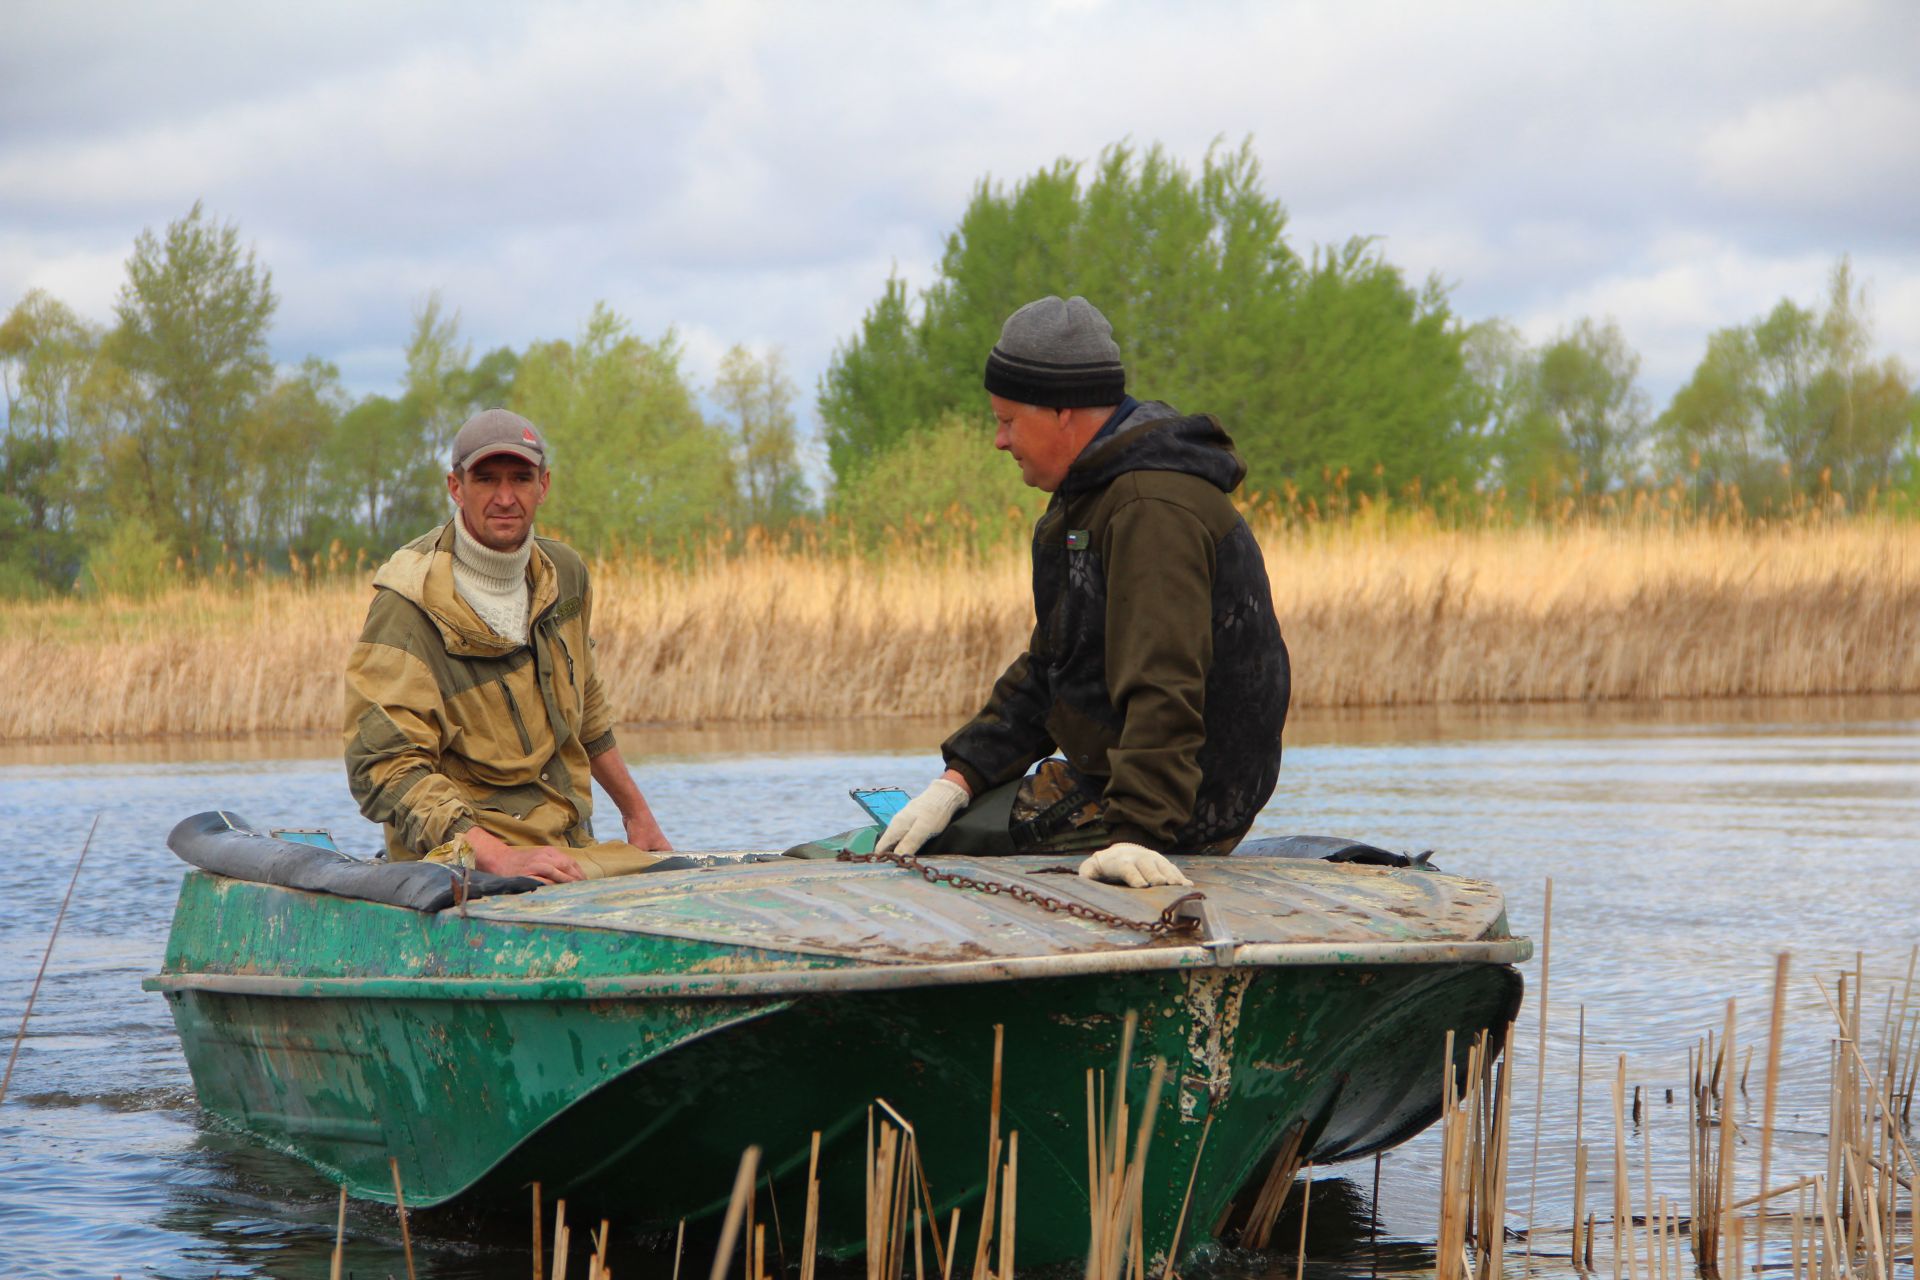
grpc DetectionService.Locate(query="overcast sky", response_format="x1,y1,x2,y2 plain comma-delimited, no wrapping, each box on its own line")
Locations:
5,0,1918,437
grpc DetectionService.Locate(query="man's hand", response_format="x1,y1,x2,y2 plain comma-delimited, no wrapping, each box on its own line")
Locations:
590,743,672,852
1077,842,1192,888
463,826,585,884
623,812,673,852
875,774,971,858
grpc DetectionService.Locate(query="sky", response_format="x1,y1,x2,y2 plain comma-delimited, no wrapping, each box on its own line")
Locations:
5,0,1918,440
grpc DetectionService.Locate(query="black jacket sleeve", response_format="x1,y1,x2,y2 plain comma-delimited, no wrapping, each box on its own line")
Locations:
941,621,1056,796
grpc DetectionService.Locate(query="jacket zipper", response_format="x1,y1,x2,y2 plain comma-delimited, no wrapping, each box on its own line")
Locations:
498,677,534,752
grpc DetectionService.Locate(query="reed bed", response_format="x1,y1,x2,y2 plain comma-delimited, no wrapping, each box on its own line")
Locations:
4,515,1915,742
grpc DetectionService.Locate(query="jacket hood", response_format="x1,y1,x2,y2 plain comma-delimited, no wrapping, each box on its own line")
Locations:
1058,400,1247,497
370,521,557,657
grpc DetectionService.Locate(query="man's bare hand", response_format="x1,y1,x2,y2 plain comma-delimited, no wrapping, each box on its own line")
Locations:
463,827,585,884
624,813,673,852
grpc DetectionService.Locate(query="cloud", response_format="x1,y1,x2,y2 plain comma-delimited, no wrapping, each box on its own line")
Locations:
3,0,1918,426
1701,75,1920,238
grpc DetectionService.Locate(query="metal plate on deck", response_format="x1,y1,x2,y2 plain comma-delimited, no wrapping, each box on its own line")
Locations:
460,856,1510,965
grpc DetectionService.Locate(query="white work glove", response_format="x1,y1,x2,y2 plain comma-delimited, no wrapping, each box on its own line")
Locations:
1077,842,1193,888
874,778,970,858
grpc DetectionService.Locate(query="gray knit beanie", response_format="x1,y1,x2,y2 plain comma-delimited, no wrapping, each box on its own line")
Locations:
983,295,1126,408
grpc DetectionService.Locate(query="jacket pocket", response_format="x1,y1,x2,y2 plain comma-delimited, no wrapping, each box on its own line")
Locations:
1044,698,1119,777
473,781,547,822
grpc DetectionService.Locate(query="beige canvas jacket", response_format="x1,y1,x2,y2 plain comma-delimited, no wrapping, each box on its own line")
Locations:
344,521,617,861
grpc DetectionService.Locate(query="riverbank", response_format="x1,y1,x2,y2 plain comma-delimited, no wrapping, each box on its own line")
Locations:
3,518,1915,742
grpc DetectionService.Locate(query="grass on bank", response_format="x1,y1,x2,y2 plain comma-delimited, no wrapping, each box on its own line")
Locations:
1,509,1916,742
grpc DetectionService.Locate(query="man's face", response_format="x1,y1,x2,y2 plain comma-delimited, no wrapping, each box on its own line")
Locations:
448,454,550,550
990,395,1079,492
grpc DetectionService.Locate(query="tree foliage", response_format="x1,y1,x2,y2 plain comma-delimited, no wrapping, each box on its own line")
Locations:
1659,259,1916,504
819,141,1481,500
110,200,278,559
713,345,810,528
3,174,1917,600
509,304,734,554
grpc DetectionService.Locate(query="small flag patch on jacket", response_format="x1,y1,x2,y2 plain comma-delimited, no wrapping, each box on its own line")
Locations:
1066,529,1090,550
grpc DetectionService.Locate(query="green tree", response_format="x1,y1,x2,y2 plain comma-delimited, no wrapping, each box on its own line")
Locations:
323,393,435,550
819,140,1480,501
1532,318,1647,495
0,290,99,589
242,358,347,558
509,304,734,553
1659,258,1915,505
110,201,277,559
831,410,1043,552
713,344,810,528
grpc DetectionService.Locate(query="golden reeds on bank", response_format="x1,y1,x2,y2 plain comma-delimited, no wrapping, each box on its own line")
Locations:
3,514,1917,742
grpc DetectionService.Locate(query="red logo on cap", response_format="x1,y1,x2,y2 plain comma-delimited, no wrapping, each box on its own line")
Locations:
522,428,538,444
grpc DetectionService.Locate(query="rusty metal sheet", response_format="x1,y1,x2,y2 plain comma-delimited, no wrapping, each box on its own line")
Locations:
459,855,1510,965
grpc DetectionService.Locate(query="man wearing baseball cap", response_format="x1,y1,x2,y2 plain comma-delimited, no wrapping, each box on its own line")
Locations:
873,296,1290,888
344,408,672,882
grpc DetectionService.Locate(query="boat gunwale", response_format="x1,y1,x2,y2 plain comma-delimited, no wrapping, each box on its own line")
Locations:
144,936,1532,1001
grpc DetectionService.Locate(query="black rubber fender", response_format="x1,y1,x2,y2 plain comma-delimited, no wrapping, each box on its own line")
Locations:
166,810,541,912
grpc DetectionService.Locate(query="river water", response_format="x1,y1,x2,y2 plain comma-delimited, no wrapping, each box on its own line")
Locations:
1,698,1916,1280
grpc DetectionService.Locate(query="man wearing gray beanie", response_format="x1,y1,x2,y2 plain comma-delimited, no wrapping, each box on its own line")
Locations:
876,296,1291,887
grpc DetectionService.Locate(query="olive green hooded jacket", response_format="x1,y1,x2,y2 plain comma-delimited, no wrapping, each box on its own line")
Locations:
942,402,1289,852
344,521,617,861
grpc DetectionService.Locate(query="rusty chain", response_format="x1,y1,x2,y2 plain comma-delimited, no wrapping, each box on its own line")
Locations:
837,847,1204,939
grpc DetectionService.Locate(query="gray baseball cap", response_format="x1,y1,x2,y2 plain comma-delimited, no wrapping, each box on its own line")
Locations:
451,408,548,472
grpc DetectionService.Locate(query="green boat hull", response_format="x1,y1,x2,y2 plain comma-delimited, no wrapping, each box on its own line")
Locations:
149,869,1523,1265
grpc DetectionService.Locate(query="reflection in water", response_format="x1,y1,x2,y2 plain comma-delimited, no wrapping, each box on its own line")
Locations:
0,696,1915,1278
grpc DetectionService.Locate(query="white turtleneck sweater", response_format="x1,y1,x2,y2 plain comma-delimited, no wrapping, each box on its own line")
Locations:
451,517,533,644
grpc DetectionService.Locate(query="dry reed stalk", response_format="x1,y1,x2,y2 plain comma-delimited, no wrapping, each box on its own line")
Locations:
1472,1027,1513,1280
675,1219,687,1280
389,1157,416,1280
868,1115,910,1280
1159,1111,1213,1280
533,1183,544,1280
1815,979,1920,1185
1,814,97,1106
11,520,1920,743
1437,1039,1464,1280
331,1184,347,1280
1085,1017,1166,1280
1640,1072,1654,1280
1238,1121,1308,1249
552,1199,570,1280
709,1149,761,1280
1294,1165,1313,1280
1706,1003,1740,1274
1574,1006,1588,1270
1611,1055,1632,1280
1759,953,1792,1270
800,1134,820,1280
999,1131,1018,1280
1791,1188,1805,1280
943,1211,960,1280
971,1024,1006,1280
1816,1173,1851,1280
590,1218,612,1280
1523,879,1552,1268
1087,1070,1101,1252
1574,1144,1591,1271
